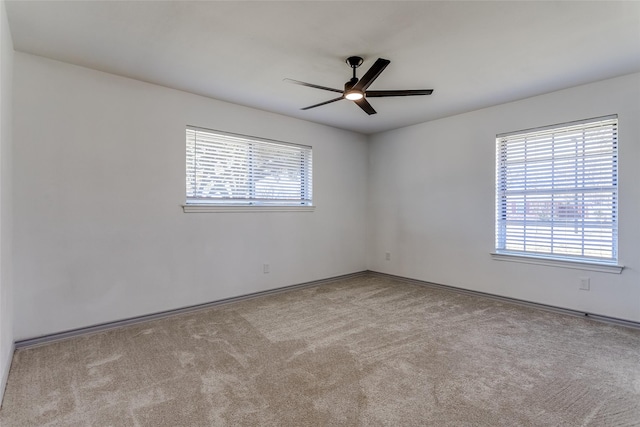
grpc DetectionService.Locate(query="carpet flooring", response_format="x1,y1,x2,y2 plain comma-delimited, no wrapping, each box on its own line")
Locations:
1,274,639,426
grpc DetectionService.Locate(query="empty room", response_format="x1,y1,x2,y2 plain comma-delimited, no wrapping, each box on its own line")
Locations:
0,1,639,425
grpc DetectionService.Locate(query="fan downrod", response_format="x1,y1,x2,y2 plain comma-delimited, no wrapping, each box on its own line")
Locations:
346,56,364,82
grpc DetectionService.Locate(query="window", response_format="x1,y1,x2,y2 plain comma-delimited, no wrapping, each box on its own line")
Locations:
185,126,312,209
495,115,619,267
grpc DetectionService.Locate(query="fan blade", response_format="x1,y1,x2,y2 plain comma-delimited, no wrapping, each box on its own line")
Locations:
366,89,434,97
301,96,344,110
284,78,343,94
354,98,377,115
353,58,390,92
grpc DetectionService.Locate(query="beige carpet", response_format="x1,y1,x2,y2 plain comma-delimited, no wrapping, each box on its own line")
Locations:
1,274,639,426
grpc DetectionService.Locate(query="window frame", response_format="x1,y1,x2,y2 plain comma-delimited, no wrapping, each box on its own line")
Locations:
183,126,314,213
492,115,623,273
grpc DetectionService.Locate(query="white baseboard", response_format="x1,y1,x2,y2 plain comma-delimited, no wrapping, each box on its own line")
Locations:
15,271,369,349
15,270,638,353
0,342,15,408
370,271,640,329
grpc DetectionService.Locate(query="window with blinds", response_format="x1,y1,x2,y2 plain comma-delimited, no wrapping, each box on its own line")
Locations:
186,127,312,206
495,115,618,264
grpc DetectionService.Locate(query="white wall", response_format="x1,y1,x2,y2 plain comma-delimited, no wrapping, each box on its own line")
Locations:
0,0,14,403
10,49,640,343
13,53,368,340
368,73,640,322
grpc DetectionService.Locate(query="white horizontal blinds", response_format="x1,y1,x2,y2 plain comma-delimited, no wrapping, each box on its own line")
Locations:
496,116,618,262
186,127,312,205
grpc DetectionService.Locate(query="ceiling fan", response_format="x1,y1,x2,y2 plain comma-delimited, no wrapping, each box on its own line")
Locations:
285,56,433,115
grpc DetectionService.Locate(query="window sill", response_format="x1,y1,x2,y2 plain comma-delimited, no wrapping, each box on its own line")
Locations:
182,204,316,213
491,253,623,274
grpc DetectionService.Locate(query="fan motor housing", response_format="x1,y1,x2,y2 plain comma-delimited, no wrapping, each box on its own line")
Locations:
345,77,359,91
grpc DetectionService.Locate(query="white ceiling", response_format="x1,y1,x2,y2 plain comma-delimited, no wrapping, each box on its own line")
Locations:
5,1,640,135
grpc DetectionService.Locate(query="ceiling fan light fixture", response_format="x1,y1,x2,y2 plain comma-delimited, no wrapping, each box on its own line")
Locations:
286,57,433,115
345,90,364,101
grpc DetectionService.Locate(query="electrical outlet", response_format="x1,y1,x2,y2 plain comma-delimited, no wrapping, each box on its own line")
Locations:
263,263,270,274
579,277,590,291
385,252,391,261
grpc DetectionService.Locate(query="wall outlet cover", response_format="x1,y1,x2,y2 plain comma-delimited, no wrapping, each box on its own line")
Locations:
579,277,590,291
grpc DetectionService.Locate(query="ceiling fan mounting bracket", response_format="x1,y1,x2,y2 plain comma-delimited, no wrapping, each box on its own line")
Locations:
346,56,364,69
